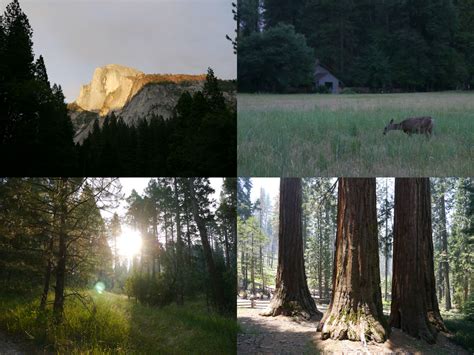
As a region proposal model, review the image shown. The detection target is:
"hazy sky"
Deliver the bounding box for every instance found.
[250,178,280,203]
[0,0,236,101]
[101,177,223,220]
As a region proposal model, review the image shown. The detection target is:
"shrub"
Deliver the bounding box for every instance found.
[463,292,474,321]
[238,24,314,93]
[125,273,175,307]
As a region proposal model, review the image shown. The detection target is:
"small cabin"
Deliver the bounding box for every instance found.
[314,62,342,94]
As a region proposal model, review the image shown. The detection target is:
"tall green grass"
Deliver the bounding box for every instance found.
[0,291,238,354]
[238,92,474,176]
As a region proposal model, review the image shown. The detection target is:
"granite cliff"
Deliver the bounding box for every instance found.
[69,64,207,143]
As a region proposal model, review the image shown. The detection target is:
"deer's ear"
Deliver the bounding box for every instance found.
[389,119,394,123]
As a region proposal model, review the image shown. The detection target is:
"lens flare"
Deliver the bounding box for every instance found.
[94,281,105,294]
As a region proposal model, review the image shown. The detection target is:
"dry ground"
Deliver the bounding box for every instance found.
[237,299,469,354]
[0,331,38,355]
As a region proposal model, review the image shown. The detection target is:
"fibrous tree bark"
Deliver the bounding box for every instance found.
[318,178,388,343]
[262,178,322,320]
[390,178,447,344]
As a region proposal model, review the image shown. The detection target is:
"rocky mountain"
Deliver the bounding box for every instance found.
[68,64,208,143]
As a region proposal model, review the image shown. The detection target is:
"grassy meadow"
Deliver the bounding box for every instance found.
[0,290,238,354]
[238,92,474,176]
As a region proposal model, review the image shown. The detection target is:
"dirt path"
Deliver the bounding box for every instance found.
[237,299,469,354]
[0,331,25,355]
[0,330,39,355]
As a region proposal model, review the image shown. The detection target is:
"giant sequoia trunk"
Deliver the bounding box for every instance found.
[262,178,321,319]
[390,178,447,344]
[318,178,388,343]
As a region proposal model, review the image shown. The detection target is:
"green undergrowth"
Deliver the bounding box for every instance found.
[442,310,474,353]
[0,290,238,354]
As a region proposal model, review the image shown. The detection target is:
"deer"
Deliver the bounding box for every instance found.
[383,116,434,138]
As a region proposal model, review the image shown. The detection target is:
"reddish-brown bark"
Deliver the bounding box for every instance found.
[390,178,447,344]
[318,178,388,343]
[262,178,322,319]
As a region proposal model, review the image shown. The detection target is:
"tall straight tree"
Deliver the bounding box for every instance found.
[390,178,447,344]
[186,178,226,312]
[432,178,452,310]
[318,178,388,342]
[262,178,321,319]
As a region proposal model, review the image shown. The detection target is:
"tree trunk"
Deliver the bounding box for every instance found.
[53,179,68,323]
[390,178,447,344]
[224,229,230,270]
[384,183,389,301]
[187,179,226,312]
[174,178,184,305]
[251,230,255,294]
[260,244,264,293]
[318,209,323,299]
[438,184,452,310]
[262,178,322,320]
[39,236,54,312]
[318,178,388,343]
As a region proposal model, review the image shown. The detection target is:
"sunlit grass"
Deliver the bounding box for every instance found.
[0,290,238,354]
[238,92,474,176]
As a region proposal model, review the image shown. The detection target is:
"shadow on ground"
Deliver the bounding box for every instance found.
[237,299,469,354]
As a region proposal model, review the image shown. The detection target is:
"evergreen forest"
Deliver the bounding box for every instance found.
[238,0,474,92]
[0,177,237,353]
[0,0,236,176]
[237,177,474,353]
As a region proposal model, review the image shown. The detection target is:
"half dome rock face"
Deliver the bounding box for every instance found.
[75,64,144,115]
[69,64,209,143]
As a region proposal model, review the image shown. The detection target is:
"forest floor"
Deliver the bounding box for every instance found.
[0,330,37,354]
[237,299,470,354]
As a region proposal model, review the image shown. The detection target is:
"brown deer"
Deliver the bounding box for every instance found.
[383,116,434,138]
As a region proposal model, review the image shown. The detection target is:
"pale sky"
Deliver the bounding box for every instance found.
[0,0,236,101]
[250,178,280,203]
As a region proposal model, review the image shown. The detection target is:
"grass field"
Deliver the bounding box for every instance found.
[0,290,237,354]
[238,92,474,176]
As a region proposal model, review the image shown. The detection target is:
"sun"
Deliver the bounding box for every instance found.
[117,226,142,259]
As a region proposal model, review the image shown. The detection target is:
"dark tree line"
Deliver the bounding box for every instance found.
[78,69,236,177]
[0,0,76,174]
[0,0,236,176]
[238,0,474,92]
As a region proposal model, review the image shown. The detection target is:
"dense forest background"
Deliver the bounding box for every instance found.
[0,178,236,352]
[238,0,474,92]
[237,177,474,319]
[0,0,236,176]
